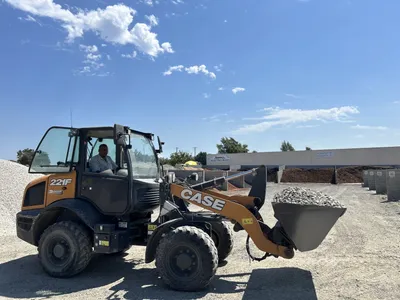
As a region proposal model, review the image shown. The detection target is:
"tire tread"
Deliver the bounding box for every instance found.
[38,221,92,278]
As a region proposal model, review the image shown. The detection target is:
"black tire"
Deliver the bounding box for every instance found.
[209,221,234,262]
[155,225,218,291]
[38,221,92,278]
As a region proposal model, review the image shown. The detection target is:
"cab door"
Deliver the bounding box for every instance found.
[29,127,80,205]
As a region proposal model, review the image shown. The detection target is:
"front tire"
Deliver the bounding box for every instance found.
[155,226,218,291]
[38,221,92,278]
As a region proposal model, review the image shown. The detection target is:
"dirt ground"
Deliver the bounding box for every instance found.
[280,166,395,184]
[1,183,399,300]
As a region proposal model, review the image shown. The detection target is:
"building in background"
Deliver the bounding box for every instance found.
[206,146,400,170]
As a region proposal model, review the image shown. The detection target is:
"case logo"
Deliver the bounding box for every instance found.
[180,189,226,211]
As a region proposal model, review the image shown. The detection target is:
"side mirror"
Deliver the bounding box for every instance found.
[113,124,126,145]
[189,173,199,181]
[156,136,164,153]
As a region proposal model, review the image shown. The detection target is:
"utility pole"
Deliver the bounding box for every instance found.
[176,147,178,153]
[193,147,197,157]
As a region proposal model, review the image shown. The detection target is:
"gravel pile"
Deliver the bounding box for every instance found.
[272,186,345,208]
[0,159,43,236]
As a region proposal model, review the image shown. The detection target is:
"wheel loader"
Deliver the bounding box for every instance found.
[16,124,346,291]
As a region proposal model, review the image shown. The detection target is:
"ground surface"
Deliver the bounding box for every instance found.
[1,183,400,300]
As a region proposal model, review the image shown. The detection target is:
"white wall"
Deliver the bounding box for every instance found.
[206,146,400,167]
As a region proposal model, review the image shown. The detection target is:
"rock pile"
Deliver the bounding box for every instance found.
[272,186,345,208]
[0,159,43,236]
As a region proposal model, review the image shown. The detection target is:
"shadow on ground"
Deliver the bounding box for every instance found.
[0,254,318,300]
[381,199,400,203]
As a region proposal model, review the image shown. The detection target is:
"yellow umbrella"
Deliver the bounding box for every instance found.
[184,160,198,166]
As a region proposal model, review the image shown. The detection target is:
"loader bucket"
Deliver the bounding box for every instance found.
[271,202,346,252]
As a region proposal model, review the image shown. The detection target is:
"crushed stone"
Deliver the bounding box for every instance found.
[0,159,43,236]
[272,186,345,208]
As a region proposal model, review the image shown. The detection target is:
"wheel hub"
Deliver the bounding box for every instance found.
[53,243,66,258]
[176,253,192,270]
[169,247,198,277]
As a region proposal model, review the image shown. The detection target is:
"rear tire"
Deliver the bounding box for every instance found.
[209,221,234,262]
[38,221,92,278]
[155,225,218,291]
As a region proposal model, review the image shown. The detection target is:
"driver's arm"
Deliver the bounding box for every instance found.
[110,157,118,172]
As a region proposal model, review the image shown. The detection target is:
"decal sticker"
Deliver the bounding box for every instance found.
[377,171,382,176]
[148,224,157,231]
[49,178,72,186]
[389,171,395,178]
[242,218,253,225]
[99,240,109,246]
[48,190,63,195]
[180,189,226,211]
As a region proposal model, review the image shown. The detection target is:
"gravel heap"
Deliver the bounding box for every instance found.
[0,159,43,236]
[272,186,345,208]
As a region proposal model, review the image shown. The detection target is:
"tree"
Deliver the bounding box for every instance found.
[217,137,249,153]
[159,156,171,165]
[280,141,295,151]
[35,151,51,166]
[16,148,51,166]
[195,151,207,165]
[17,148,35,165]
[305,146,312,150]
[169,151,194,166]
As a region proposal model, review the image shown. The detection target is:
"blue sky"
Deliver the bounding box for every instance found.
[1,0,400,160]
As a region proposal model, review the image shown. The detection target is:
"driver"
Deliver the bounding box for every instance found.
[89,144,118,173]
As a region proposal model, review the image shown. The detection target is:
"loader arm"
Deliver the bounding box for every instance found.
[169,183,295,259]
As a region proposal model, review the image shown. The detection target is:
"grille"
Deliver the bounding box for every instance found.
[17,215,33,231]
[137,186,160,206]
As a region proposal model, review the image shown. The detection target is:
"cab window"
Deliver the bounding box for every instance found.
[29,127,79,173]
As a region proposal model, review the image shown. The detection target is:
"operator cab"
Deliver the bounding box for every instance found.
[28,124,163,216]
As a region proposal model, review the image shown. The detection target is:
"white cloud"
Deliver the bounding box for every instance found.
[121,51,137,59]
[296,124,320,128]
[146,14,158,27]
[393,100,400,104]
[232,87,245,94]
[202,113,228,122]
[5,1,173,58]
[79,44,98,53]
[163,65,184,75]
[18,14,42,25]
[351,124,388,130]
[203,93,210,99]
[77,44,106,76]
[214,64,223,72]
[163,64,216,79]
[285,93,303,99]
[161,42,174,53]
[140,0,154,6]
[218,87,224,91]
[232,106,359,134]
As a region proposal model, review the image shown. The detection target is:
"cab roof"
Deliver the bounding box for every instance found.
[72,125,154,140]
